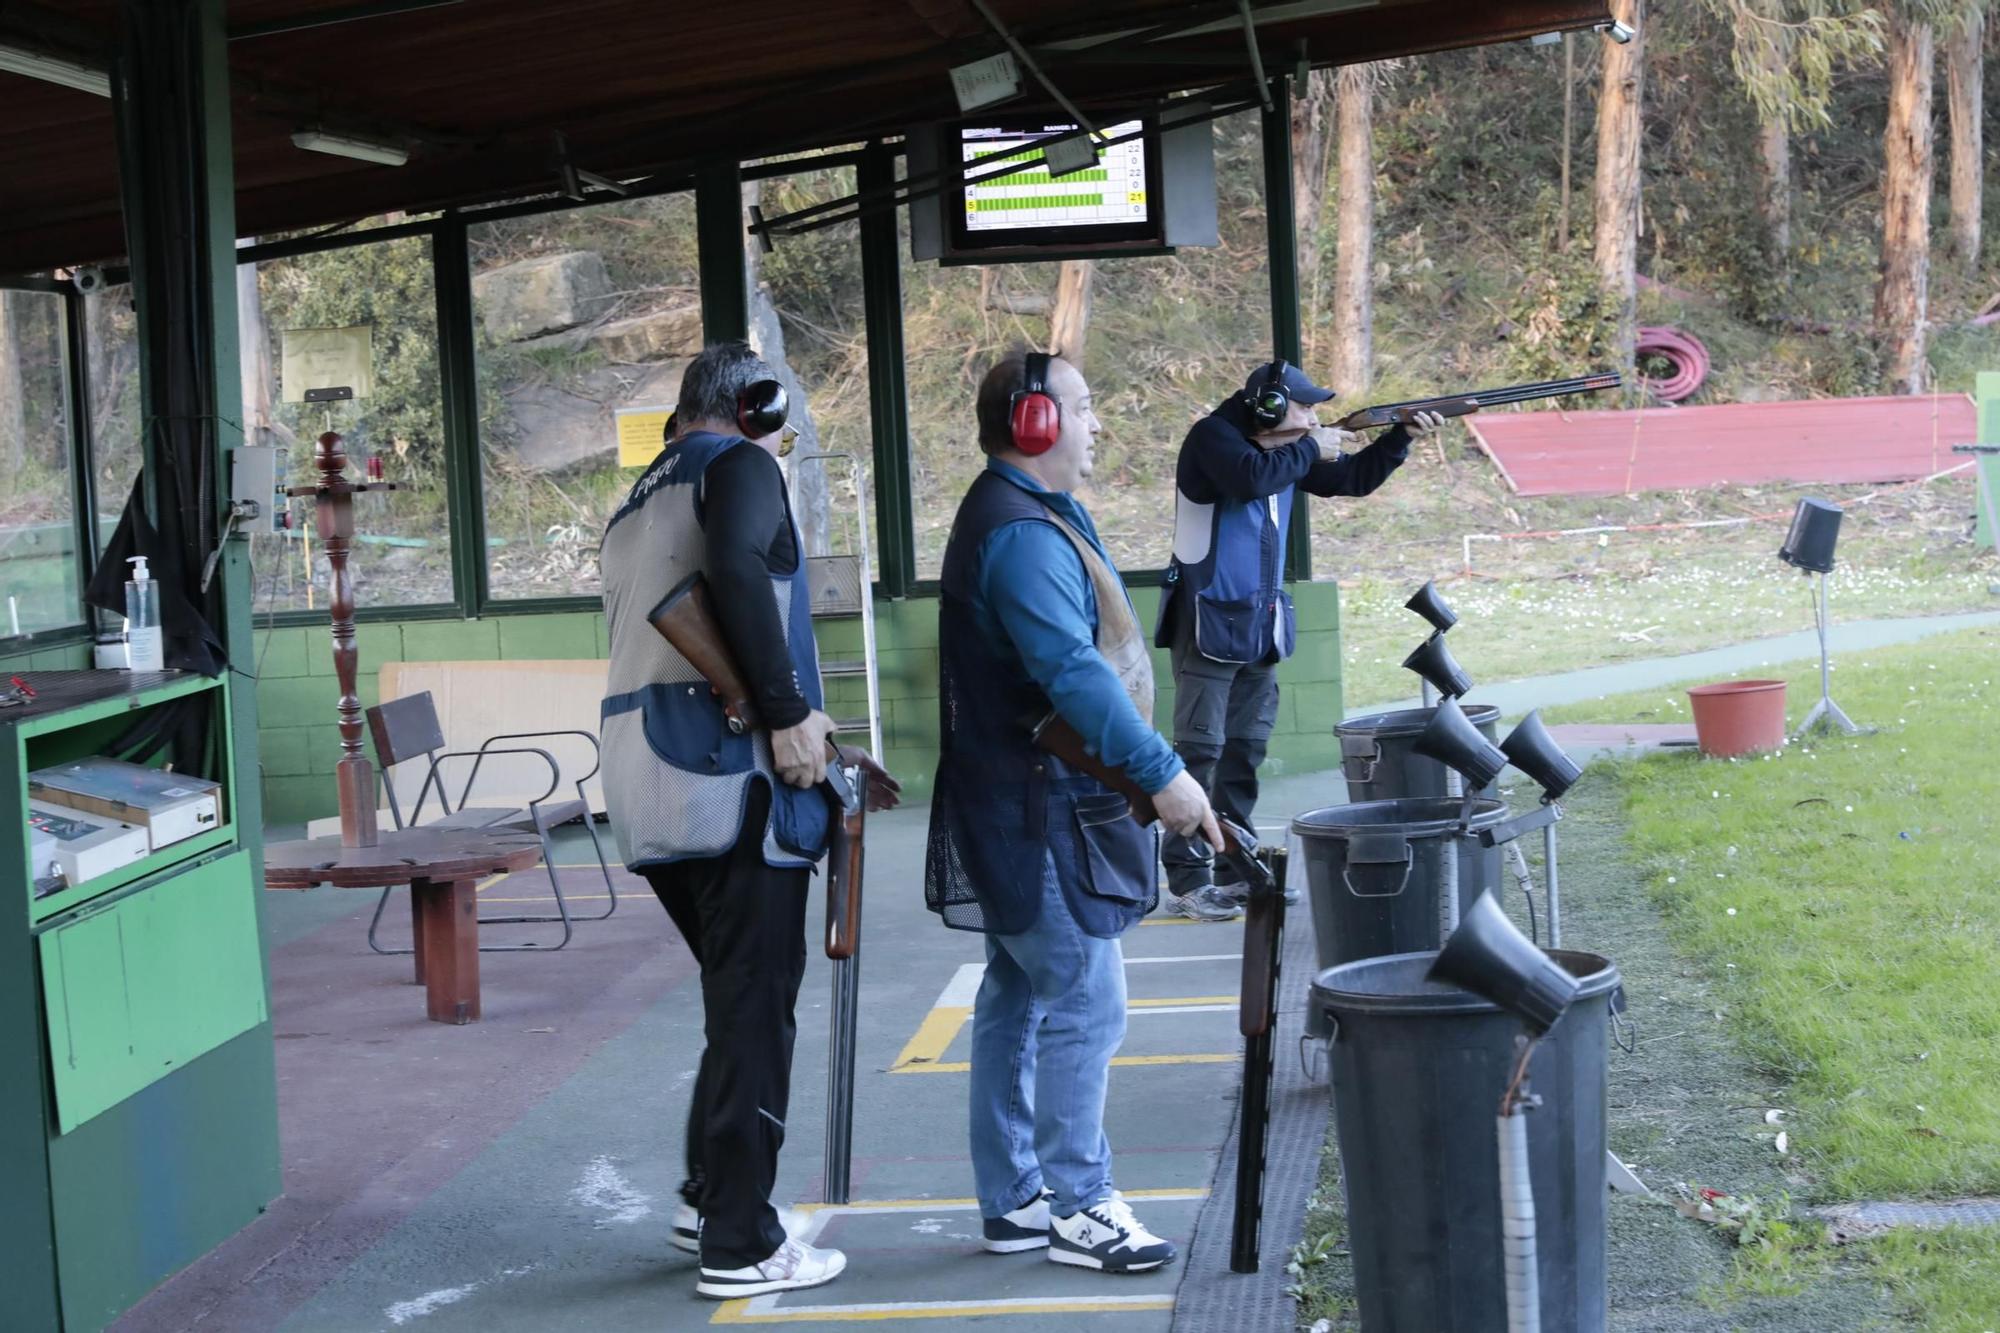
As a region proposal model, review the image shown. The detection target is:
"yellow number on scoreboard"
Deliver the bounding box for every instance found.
[1128,191,1146,205]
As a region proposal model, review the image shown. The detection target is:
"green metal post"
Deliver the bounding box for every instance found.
[434,220,490,614]
[697,161,751,343]
[1976,371,1998,550]
[858,142,915,597]
[1262,79,1312,581]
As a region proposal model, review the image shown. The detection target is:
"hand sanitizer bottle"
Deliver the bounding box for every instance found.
[125,556,164,671]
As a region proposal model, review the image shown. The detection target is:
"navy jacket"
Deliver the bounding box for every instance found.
[1159,396,1411,663]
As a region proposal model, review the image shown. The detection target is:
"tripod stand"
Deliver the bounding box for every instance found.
[1792,570,1868,739]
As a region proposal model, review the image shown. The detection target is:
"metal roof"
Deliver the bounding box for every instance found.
[0,0,1609,271]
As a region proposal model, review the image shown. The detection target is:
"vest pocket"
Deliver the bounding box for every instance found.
[1072,792,1157,906]
[641,684,756,775]
[1193,592,1260,664]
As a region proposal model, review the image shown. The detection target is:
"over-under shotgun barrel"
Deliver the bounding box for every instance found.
[1335,370,1622,430]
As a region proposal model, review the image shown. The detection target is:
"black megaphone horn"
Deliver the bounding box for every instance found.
[1413,695,1508,790]
[1428,889,1580,1034]
[1499,709,1584,803]
[1405,579,1458,635]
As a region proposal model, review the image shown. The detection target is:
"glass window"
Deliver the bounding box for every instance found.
[85,285,142,551]
[752,169,873,572]
[470,195,702,601]
[907,109,1274,579]
[241,234,455,614]
[0,289,82,638]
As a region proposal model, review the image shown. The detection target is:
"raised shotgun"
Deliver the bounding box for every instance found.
[1333,370,1622,431]
[649,571,895,1204]
[1027,709,1287,1273]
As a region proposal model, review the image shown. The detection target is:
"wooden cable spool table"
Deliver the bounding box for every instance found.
[265,827,546,1024]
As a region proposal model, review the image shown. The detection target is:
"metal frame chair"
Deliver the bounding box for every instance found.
[362,691,618,955]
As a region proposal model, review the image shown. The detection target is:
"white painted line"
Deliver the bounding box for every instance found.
[1122,953,1241,965]
[1128,1004,1236,1016]
[936,961,985,1008]
[736,1292,1178,1318]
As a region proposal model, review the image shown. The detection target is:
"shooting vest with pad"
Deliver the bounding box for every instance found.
[598,431,831,870]
[925,466,1159,937]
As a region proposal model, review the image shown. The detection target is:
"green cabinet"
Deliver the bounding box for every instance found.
[39,850,267,1134]
[2,672,280,1332]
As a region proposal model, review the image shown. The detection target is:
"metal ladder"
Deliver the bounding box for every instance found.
[797,454,883,761]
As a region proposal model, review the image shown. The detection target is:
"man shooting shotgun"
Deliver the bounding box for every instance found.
[597,342,897,1301]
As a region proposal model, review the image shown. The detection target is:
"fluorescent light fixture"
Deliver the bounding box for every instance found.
[291,128,409,167]
[0,42,111,97]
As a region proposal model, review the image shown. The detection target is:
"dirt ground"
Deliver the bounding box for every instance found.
[1300,774,1908,1331]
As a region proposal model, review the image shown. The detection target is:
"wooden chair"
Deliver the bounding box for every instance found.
[361,691,618,954]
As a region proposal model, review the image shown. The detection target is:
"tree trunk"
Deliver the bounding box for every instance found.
[1291,67,1335,359]
[1593,0,1645,373]
[1331,63,1377,396]
[741,178,831,556]
[236,240,281,451]
[1758,115,1791,257]
[1559,33,1575,252]
[1944,9,1983,269]
[1875,13,1934,395]
[0,291,24,472]
[1050,260,1095,366]
[1754,36,1791,262]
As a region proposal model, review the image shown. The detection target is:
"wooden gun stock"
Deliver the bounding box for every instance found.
[825,794,865,961]
[649,573,760,733]
[1334,371,1622,431]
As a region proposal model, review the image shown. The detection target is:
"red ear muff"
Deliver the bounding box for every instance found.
[736,378,789,439]
[1009,352,1061,455]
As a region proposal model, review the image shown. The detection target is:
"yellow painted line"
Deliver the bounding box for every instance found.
[893,1053,1236,1075]
[1137,915,1231,928]
[713,1296,1175,1323]
[888,1005,972,1072]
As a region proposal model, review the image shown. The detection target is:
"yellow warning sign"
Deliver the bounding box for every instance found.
[616,406,674,468]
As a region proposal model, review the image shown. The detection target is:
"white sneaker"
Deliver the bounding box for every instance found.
[695,1236,847,1299]
[1048,1195,1177,1273]
[672,1202,811,1255]
[981,1188,1053,1253]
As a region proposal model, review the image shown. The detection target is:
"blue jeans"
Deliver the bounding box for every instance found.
[969,856,1130,1219]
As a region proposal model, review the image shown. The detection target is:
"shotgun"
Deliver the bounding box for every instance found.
[1028,709,1286,1272]
[1333,371,1622,431]
[648,571,897,1205]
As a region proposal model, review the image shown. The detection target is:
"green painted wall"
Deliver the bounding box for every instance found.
[251,584,1345,826]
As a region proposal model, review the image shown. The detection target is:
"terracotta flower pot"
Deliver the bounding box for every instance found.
[1686,680,1788,758]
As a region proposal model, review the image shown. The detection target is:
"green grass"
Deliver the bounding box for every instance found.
[1867,1228,2000,1331]
[1552,626,2000,1203]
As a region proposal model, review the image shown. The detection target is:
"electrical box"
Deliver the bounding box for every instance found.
[231,444,288,531]
[26,802,149,891]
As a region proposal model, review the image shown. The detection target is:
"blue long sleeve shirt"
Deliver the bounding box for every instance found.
[971,460,1184,795]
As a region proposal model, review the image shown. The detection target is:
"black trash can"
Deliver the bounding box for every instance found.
[1292,798,1508,1042]
[1338,704,1503,803]
[1313,950,1620,1333]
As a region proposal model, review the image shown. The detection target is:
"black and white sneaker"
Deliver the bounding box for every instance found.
[1049,1195,1177,1273]
[982,1189,1053,1253]
[672,1202,811,1255]
[695,1237,846,1299]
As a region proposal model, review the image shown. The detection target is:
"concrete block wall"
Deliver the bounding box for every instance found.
[248,582,1344,826]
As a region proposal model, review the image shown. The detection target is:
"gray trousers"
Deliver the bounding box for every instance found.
[1161,608,1280,896]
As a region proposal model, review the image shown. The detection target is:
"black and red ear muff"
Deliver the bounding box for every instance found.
[736,378,789,439]
[1009,352,1061,455]
[1247,359,1292,431]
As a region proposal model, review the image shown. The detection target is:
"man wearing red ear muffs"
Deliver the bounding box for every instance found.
[924,347,1218,1275]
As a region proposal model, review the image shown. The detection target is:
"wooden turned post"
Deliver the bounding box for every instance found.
[315,431,379,848]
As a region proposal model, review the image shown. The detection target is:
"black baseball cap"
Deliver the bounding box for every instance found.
[1243,361,1337,406]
